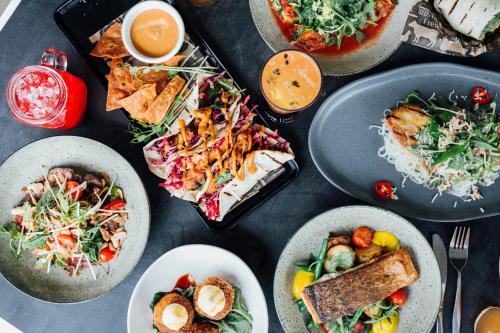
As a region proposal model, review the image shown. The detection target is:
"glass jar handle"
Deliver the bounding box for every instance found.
[40,48,67,71]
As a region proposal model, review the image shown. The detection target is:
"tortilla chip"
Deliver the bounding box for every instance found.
[90,23,130,59]
[143,76,186,125]
[109,58,143,95]
[117,84,157,121]
[136,56,186,94]
[163,55,186,67]
[106,79,128,112]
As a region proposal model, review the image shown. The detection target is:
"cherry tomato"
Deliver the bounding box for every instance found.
[57,234,75,250]
[374,181,398,200]
[472,87,491,105]
[387,288,406,306]
[99,246,115,263]
[66,181,83,200]
[352,227,373,248]
[102,199,126,211]
[351,322,365,333]
[15,215,23,225]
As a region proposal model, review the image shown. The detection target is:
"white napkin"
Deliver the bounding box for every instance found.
[0,317,22,333]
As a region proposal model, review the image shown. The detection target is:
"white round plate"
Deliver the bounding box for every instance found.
[249,0,413,76]
[274,206,440,333]
[0,136,150,303]
[127,244,269,333]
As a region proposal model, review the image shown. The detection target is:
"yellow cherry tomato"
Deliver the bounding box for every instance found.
[372,231,400,252]
[370,312,399,333]
[292,270,314,300]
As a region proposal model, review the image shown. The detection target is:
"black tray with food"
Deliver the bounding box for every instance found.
[54,0,299,231]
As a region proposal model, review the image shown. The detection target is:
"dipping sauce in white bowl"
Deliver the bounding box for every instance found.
[122,1,184,64]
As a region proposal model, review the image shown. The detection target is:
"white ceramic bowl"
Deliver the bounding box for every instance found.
[122,0,185,64]
[127,244,269,333]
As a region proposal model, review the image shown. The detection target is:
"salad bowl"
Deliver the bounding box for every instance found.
[0,136,150,303]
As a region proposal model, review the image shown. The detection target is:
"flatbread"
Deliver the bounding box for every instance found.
[143,75,186,125]
[198,150,294,221]
[117,84,157,121]
[434,0,500,40]
[90,23,130,58]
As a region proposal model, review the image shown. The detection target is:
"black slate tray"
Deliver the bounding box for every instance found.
[54,0,299,231]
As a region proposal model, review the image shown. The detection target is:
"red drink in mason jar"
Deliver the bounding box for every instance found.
[7,49,87,130]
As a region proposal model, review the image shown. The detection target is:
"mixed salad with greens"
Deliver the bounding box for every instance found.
[0,168,128,278]
[270,0,397,51]
[293,228,406,333]
[379,87,500,202]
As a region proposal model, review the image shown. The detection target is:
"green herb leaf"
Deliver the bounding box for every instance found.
[216,173,233,186]
[22,235,49,250]
[150,292,167,310]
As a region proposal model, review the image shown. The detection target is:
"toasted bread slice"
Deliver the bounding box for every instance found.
[301,248,419,324]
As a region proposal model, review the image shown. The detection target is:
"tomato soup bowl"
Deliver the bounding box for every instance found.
[121,0,185,64]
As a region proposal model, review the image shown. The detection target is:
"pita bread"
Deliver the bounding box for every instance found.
[117,84,157,121]
[90,23,130,58]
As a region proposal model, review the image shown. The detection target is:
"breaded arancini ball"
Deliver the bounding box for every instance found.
[153,293,195,333]
[193,277,235,320]
[188,322,218,333]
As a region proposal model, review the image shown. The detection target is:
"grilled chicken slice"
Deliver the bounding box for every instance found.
[384,104,431,147]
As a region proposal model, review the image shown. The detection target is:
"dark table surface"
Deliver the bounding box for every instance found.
[0,1,499,332]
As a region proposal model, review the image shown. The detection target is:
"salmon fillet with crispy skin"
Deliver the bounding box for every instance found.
[301,248,419,324]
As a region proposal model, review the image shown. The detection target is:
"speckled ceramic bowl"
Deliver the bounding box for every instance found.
[0,136,150,303]
[249,0,413,76]
[274,206,440,333]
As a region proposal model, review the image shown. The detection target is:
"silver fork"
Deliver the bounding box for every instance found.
[449,227,470,333]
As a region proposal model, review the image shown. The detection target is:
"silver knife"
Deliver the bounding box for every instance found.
[433,234,448,333]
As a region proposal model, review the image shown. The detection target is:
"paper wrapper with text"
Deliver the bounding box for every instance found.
[401,0,500,57]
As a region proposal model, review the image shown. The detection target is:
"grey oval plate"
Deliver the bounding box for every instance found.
[0,136,150,303]
[249,0,413,76]
[274,206,440,333]
[309,63,500,222]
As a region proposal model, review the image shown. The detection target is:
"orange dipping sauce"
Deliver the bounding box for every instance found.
[476,307,500,333]
[131,9,179,57]
[260,50,322,115]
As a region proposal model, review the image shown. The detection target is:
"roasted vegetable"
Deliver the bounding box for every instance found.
[387,288,406,306]
[352,227,374,248]
[355,243,383,263]
[292,270,314,300]
[364,304,383,318]
[324,245,355,273]
[327,235,351,250]
[372,231,400,252]
[370,311,399,333]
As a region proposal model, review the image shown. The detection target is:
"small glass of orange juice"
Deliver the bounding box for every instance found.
[260,50,322,123]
